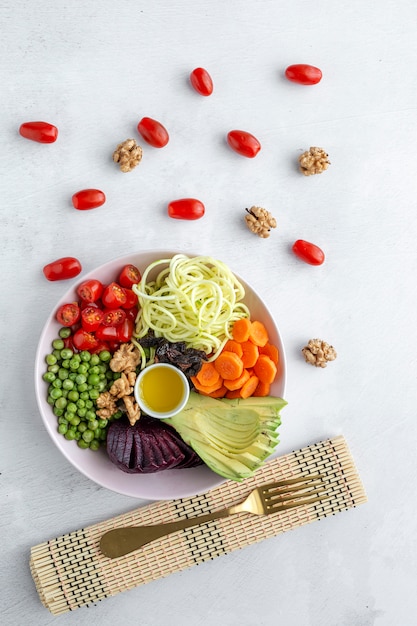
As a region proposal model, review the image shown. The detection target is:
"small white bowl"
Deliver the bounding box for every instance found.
[134,362,190,419]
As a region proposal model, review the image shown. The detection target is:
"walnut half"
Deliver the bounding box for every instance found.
[244,206,277,238]
[113,139,143,172]
[298,147,330,176]
[302,338,337,368]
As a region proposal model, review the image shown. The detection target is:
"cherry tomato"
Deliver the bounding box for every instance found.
[227,130,261,158]
[95,325,119,342]
[190,68,213,96]
[118,264,141,289]
[292,240,325,265]
[91,341,111,355]
[56,302,81,327]
[285,64,322,85]
[124,306,139,322]
[168,198,205,220]
[63,335,74,350]
[72,189,106,210]
[137,117,169,148]
[43,257,82,281]
[121,288,138,309]
[72,328,99,352]
[77,279,103,303]
[19,121,58,143]
[81,305,104,332]
[102,282,127,309]
[117,318,134,342]
[102,308,126,327]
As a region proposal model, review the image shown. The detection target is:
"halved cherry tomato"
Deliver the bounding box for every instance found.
[118,265,141,289]
[292,240,325,265]
[91,341,111,355]
[63,335,74,350]
[284,64,322,85]
[43,257,82,281]
[72,189,106,210]
[117,318,134,342]
[56,302,81,327]
[124,306,139,322]
[95,325,118,342]
[81,305,104,332]
[19,121,58,143]
[121,288,138,309]
[102,308,126,327]
[77,279,103,303]
[137,117,169,148]
[72,328,99,352]
[227,130,261,158]
[190,68,213,96]
[168,198,205,220]
[101,282,127,309]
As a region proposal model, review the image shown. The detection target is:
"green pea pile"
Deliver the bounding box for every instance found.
[43,328,122,450]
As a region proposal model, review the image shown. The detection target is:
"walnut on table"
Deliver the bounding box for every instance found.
[244,206,277,238]
[302,339,337,368]
[112,139,143,172]
[298,147,330,176]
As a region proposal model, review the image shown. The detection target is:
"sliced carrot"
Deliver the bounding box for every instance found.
[207,385,228,398]
[191,375,223,395]
[222,339,243,358]
[225,388,243,399]
[253,380,270,397]
[214,351,244,380]
[259,342,279,365]
[240,341,259,368]
[249,320,269,347]
[223,369,250,391]
[196,362,220,387]
[253,354,277,384]
[240,375,260,399]
[232,318,251,343]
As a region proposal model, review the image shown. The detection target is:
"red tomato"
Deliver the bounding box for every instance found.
[43,257,82,281]
[102,282,127,309]
[124,306,139,322]
[118,264,141,289]
[72,189,106,210]
[137,117,169,148]
[19,121,58,143]
[95,325,118,342]
[190,68,213,96]
[168,198,205,220]
[72,328,99,351]
[56,302,81,327]
[102,308,126,327]
[91,341,111,355]
[77,279,103,303]
[121,288,138,309]
[117,318,134,342]
[63,335,74,350]
[285,64,322,85]
[227,130,261,158]
[81,305,104,332]
[292,240,325,265]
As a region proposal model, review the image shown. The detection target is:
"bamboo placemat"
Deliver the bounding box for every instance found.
[30,435,366,615]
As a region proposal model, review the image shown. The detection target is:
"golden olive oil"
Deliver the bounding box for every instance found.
[140,366,184,413]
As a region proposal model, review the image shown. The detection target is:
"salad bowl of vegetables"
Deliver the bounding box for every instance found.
[35,250,287,500]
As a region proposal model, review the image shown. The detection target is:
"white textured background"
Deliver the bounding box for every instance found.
[1,1,417,625]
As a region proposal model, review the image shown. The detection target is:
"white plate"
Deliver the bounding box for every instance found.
[35,250,287,500]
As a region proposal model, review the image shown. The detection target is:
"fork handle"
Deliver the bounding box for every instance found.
[100,503,245,559]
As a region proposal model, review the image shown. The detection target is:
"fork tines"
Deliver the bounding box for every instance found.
[262,474,329,510]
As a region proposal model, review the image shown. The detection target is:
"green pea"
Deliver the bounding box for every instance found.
[66,402,77,414]
[88,374,100,387]
[68,372,77,381]
[90,439,100,451]
[48,364,60,373]
[53,407,64,417]
[69,415,81,426]
[58,417,68,425]
[77,364,88,375]
[89,365,100,375]
[82,429,94,443]
[61,389,69,398]
[68,390,79,402]
[91,354,100,365]
[55,397,68,410]
[85,400,93,409]
[60,348,73,360]
[61,359,70,369]
[76,398,86,408]
[43,371,56,383]
[86,411,97,423]
[77,407,87,418]
[75,373,86,385]
[77,439,90,449]
[77,422,87,433]
[52,378,63,389]
[97,419,108,428]
[88,419,99,431]
[58,423,68,435]
[62,378,74,390]
[58,368,69,380]
[65,429,76,441]
[46,353,57,366]
[98,381,107,392]
[99,350,111,362]
[50,387,63,400]
[58,327,72,338]
[106,371,114,381]
[79,391,89,401]
[99,430,107,441]
[69,359,80,371]
[52,338,65,350]
[80,351,91,362]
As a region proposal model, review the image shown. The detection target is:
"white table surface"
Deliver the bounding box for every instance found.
[2,1,417,624]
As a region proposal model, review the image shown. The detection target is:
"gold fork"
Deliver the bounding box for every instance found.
[100,475,328,559]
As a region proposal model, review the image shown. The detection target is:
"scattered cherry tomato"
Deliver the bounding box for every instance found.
[56,302,81,327]
[101,282,127,309]
[43,257,82,281]
[102,308,126,327]
[168,198,205,220]
[292,240,325,265]
[121,288,138,309]
[117,317,134,342]
[77,279,103,303]
[284,64,322,85]
[81,305,104,332]
[227,130,261,158]
[118,264,141,289]
[19,121,58,143]
[190,68,213,96]
[72,328,99,352]
[72,189,106,210]
[137,117,169,148]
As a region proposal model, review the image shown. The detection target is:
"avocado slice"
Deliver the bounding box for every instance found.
[163,392,287,481]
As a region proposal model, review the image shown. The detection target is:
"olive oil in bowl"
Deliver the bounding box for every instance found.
[134,363,190,419]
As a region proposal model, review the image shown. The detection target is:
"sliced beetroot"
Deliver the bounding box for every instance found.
[106,416,202,474]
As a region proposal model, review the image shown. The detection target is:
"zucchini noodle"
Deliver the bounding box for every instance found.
[132,254,250,359]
